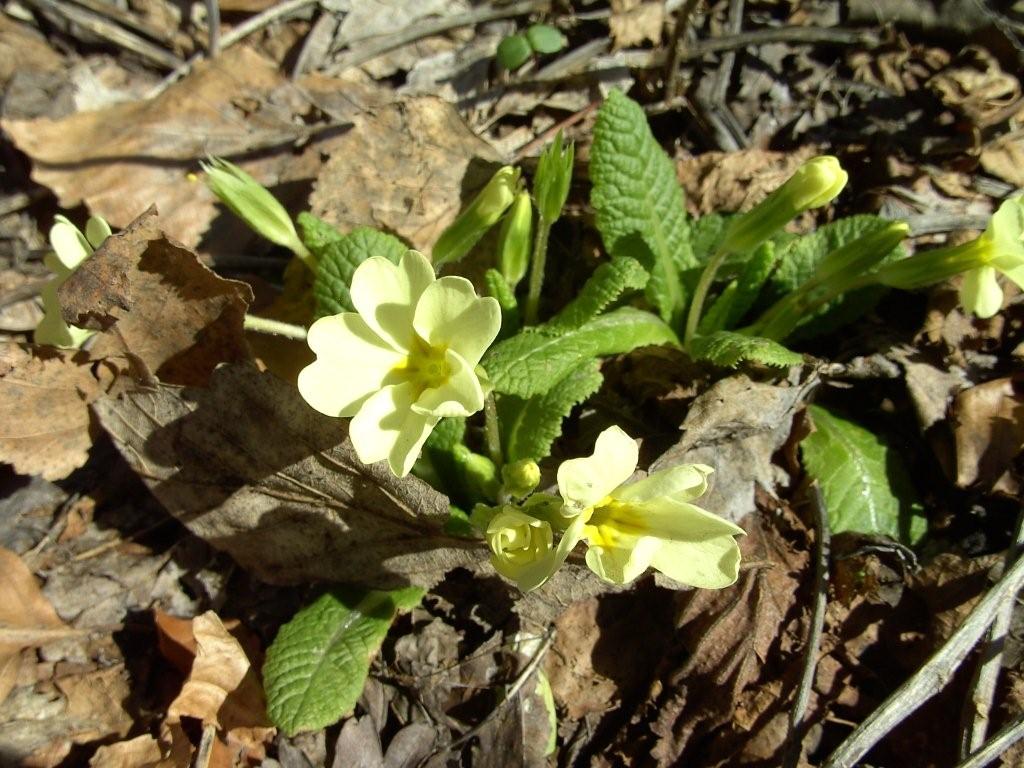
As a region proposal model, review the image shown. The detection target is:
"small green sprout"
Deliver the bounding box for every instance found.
[533,130,574,226]
[298,250,500,477]
[497,24,567,70]
[202,157,313,269]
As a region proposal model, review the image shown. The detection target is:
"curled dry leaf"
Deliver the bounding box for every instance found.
[0,344,102,481]
[309,97,502,253]
[952,376,1024,496]
[0,547,72,704]
[88,735,173,768]
[980,130,1024,188]
[166,611,274,759]
[609,0,664,49]
[93,363,479,588]
[926,46,1021,125]
[59,207,253,387]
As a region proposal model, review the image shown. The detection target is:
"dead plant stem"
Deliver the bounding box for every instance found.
[955,712,1024,768]
[823,549,1024,768]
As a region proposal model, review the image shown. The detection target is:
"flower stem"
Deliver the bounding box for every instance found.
[524,217,552,326]
[483,393,503,471]
[683,247,729,347]
[242,314,308,340]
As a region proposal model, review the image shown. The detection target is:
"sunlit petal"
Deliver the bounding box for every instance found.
[557,425,638,511]
[651,535,741,588]
[351,251,435,352]
[413,277,501,364]
[613,463,714,504]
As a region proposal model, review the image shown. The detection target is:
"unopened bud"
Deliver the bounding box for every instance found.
[533,131,574,224]
[434,166,520,266]
[721,156,848,254]
[502,459,541,499]
[498,191,534,288]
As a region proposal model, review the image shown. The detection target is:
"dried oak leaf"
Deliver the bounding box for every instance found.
[309,96,502,253]
[0,547,73,705]
[0,46,348,255]
[952,376,1024,496]
[93,363,479,587]
[88,735,174,768]
[59,207,253,387]
[927,46,1021,125]
[980,130,1024,188]
[609,0,664,49]
[645,507,810,765]
[166,611,274,760]
[0,344,102,481]
[648,373,819,522]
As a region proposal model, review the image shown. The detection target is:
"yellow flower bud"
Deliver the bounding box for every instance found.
[502,458,541,499]
[721,156,848,254]
[433,166,520,266]
[498,191,533,288]
[485,508,557,591]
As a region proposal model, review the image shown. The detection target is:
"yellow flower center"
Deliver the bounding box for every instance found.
[398,334,451,396]
[582,497,645,549]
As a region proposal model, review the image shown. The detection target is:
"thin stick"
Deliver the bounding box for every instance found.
[243,315,308,340]
[710,0,744,105]
[511,101,598,162]
[960,506,1024,756]
[442,626,555,753]
[327,0,550,74]
[148,0,320,97]
[784,482,831,768]
[66,0,172,44]
[205,0,221,57]
[663,0,699,100]
[905,212,991,237]
[955,713,1024,768]
[0,279,47,310]
[822,551,1024,768]
[21,0,183,70]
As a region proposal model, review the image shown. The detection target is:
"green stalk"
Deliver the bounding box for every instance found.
[683,247,729,347]
[243,315,308,340]
[483,393,503,471]
[524,216,553,326]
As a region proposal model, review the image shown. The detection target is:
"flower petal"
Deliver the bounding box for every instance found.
[411,349,484,418]
[351,250,435,352]
[613,463,714,504]
[960,267,1003,319]
[650,535,741,588]
[557,425,639,511]
[49,219,91,270]
[584,534,661,584]
[349,382,438,477]
[84,216,111,249]
[413,277,501,365]
[611,497,745,542]
[298,314,404,417]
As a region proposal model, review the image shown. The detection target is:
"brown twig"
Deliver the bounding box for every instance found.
[510,100,599,162]
[21,0,183,70]
[205,0,221,57]
[784,482,831,768]
[327,0,551,74]
[960,506,1024,757]
[663,0,700,100]
[822,550,1024,768]
[65,0,172,44]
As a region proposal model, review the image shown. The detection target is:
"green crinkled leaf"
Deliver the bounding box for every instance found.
[545,257,648,333]
[765,215,901,340]
[312,227,408,318]
[689,330,802,368]
[483,307,678,397]
[591,90,694,326]
[263,586,424,736]
[499,359,604,462]
[297,212,345,257]
[801,405,927,545]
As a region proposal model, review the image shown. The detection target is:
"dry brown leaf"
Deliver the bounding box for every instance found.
[952,377,1024,495]
[0,345,102,481]
[648,373,818,523]
[927,46,1021,125]
[848,42,949,97]
[309,97,502,253]
[980,130,1024,187]
[676,146,819,216]
[88,734,175,768]
[1,46,350,255]
[55,665,134,744]
[59,207,253,387]
[93,363,480,587]
[0,14,63,87]
[0,548,69,704]
[609,0,664,49]
[167,612,274,760]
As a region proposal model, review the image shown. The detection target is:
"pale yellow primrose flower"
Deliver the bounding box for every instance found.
[35,215,111,348]
[959,197,1024,318]
[556,426,744,587]
[298,249,501,477]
